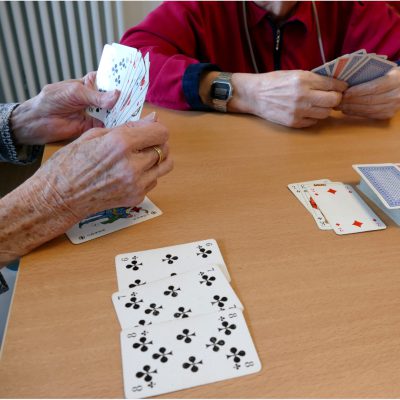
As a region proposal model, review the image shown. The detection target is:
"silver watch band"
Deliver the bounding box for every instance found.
[211,72,233,112]
[213,99,229,112]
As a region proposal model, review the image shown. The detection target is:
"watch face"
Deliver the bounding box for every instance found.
[211,82,230,101]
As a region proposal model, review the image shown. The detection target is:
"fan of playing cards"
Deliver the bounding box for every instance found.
[87,43,150,128]
[288,180,387,235]
[312,49,397,86]
[111,239,261,398]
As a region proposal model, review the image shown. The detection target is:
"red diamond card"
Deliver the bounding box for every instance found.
[306,183,386,235]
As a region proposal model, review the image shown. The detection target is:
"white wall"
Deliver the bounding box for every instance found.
[121,1,162,35]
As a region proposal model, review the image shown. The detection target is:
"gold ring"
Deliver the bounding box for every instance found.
[152,146,163,165]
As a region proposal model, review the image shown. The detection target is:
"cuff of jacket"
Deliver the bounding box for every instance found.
[182,63,221,111]
[396,60,400,66]
[0,103,43,165]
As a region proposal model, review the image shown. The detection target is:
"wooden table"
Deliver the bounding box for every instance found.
[2,107,400,398]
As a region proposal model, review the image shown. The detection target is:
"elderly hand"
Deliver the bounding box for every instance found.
[33,116,173,223]
[228,70,348,128]
[0,114,173,263]
[337,67,400,119]
[10,71,119,145]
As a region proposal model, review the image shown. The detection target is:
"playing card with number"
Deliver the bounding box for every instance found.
[120,309,261,398]
[112,265,242,330]
[307,182,386,235]
[288,179,331,230]
[116,53,150,127]
[86,43,150,128]
[65,197,162,244]
[115,239,230,291]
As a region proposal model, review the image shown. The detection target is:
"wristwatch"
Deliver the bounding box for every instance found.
[210,72,233,112]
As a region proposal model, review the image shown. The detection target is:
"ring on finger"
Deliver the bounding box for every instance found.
[152,146,164,165]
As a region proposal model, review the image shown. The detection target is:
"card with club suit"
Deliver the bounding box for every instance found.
[120,309,261,398]
[115,239,230,291]
[112,265,242,330]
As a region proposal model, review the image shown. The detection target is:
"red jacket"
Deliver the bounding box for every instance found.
[121,1,400,111]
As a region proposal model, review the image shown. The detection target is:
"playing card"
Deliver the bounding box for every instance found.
[312,64,329,77]
[357,179,400,225]
[311,50,396,88]
[345,55,396,86]
[112,265,242,330]
[116,53,150,126]
[87,43,149,128]
[115,239,230,291]
[65,197,162,244]
[105,47,139,127]
[353,164,400,209]
[332,55,350,79]
[307,183,386,235]
[300,184,332,230]
[288,179,332,230]
[120,309,261,398]
[86,44,118,122]
[340,54,366,80]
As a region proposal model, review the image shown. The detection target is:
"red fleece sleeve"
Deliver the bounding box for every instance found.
[121,2,206,110]
[341,2,400,61]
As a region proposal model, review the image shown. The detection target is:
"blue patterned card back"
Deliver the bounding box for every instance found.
[357,165,400,208]
[347,58,394,86]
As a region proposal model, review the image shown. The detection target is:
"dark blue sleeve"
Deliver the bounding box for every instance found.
[396,60,400,66]
[182,63,221,111]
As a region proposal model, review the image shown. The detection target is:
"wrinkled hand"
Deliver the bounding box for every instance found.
[11,71,119,145]
[229,70,348,128]
[33,115,173,223]
[337,67,400,119]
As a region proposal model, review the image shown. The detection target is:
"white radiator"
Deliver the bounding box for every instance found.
[0,1,125,103]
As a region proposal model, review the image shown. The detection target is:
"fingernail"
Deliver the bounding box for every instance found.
[143,111,157,122]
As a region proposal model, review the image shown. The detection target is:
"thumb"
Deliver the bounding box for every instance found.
[312,74,348,92]
[126,112,158,128]
[85,87,120,109]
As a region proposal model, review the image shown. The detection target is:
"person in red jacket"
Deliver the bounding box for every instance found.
[121,1,400,128]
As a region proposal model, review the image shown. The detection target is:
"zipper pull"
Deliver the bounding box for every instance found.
[275,28,281,51]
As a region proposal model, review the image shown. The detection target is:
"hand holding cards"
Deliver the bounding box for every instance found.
[312,49,397,86]
[65,43,169,244]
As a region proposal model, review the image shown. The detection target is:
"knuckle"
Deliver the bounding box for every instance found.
[163,158,174,174]
[155,122,170,141]
[286,114,301,127]
[41,83,53,96]
[69,82,82,93]
[331,92,342,106]
[108,131,131,155]
[123,167,140,189]
[291,75,305,90]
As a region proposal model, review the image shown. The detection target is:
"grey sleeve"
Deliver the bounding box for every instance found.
[0,103,43,165]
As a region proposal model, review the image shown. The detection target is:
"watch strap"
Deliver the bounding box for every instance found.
[211,72,233,112]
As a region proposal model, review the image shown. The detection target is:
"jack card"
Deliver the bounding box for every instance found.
[66,197,162,244]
